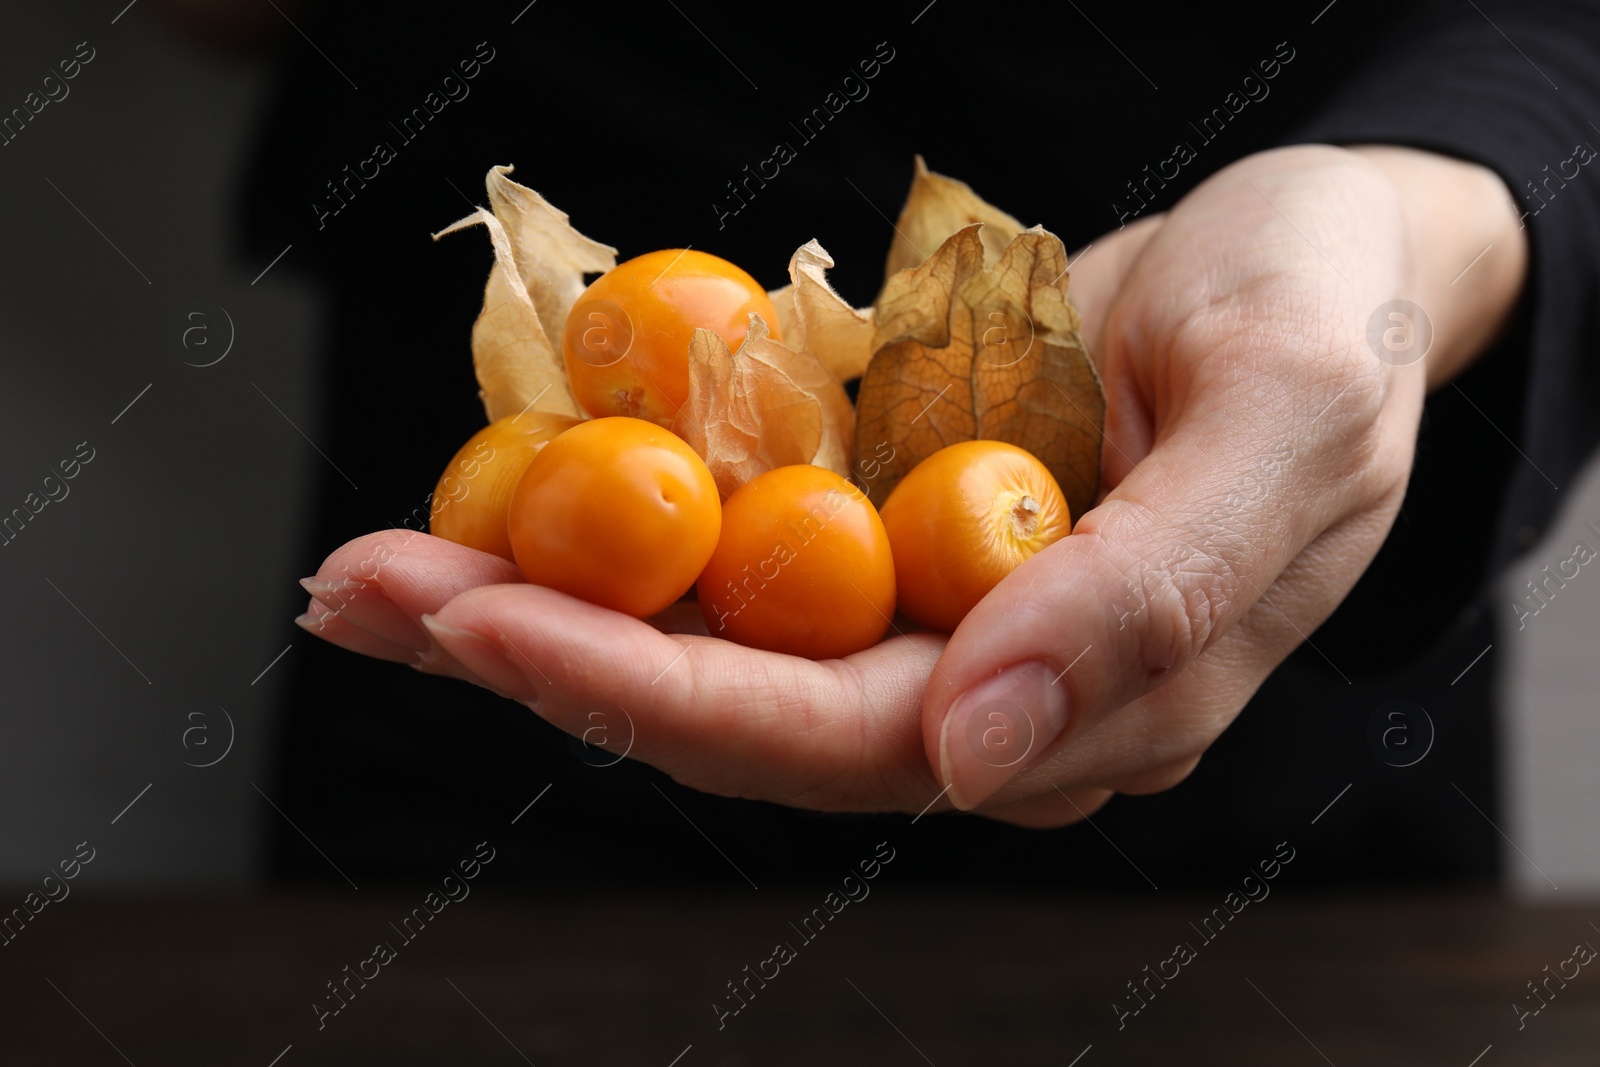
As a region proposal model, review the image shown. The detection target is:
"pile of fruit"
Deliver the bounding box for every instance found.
[426,162,1104,660]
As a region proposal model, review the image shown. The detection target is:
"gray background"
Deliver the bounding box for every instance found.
[0,3,318,886]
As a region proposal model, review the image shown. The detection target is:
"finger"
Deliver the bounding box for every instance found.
[296,589,512,697]
[427,582,952,813]
[294,599,419,664]
[1001,493,1401,803]
[299,530,523,664]
[975,783,1113,830]
[1099,755,1202,797]
[644,596,713,636]
[919,480,1283,809]
[922,359,1406,810]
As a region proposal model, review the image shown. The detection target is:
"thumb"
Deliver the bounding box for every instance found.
[919,410,1357,811]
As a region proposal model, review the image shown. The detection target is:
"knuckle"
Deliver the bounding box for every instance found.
[1109,523,1242,676]
[1144,559,1229,671]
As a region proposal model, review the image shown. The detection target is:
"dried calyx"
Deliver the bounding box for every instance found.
[435,158,1104,509]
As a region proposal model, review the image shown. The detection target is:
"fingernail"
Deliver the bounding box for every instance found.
[938,661,1069,811]
[293,609,327,634]
[294,598,342,635]
[301,577,429,653]
[419,614,535,698]
[300,576,364,596]
[299,577,364,621]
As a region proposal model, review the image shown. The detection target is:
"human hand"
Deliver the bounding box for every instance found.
[300,144,1524,826]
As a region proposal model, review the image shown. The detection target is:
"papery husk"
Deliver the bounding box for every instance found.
[676,316,855,500]
[434,165,616,421]
[854,224,1104,519]
[884,155,1027,278]
[765,240,875,383]
[427,160,1099,521]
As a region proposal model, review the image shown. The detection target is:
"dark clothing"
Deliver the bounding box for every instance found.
[243,0,1600,887]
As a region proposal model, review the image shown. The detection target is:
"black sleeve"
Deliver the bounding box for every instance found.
[1282,0,1600,566]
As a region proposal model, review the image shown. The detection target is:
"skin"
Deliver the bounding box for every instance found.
[302,144,1528,827]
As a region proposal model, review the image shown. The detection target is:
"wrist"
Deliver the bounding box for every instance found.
[1346,145,1529,389]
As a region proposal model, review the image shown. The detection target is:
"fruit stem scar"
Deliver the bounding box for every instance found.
[1008,493,1041,539]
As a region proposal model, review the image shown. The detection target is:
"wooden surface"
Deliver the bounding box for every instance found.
[6,890,1598,1065]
